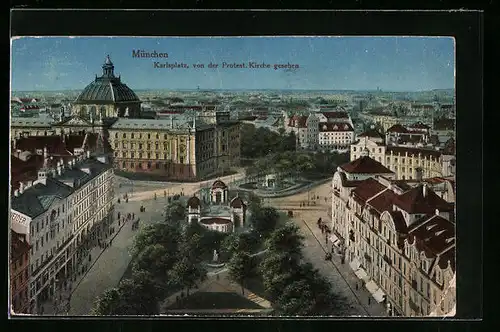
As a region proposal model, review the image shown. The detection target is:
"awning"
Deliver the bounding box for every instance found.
[365,280,379,294]
[354,268,370,282]
[329,234,339,243]
[349,258,361,271]
[329,234,342,247]
[373,288,386,303]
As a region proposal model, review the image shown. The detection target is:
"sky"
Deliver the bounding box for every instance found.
[11,36,455,92]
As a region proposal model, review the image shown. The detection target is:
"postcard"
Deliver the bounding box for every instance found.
[9,35,456,318]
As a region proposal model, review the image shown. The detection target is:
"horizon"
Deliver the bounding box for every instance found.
[11,36,455,92]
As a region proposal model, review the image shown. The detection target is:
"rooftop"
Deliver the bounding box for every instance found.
[340,156,393,175]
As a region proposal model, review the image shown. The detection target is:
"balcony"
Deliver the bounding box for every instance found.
[383,254,392,265]
[409,298,420,312]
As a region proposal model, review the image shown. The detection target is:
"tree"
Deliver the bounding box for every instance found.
[131,222,181,256]
[164,201,186,224]
[250,206,280,236]
[247,193,262,215]
[179,232,205,264]
[227,251,256,295]
[92,271,161,315]
[265,223,304,257]
[221,231,259,258]
[91,287,122,316]
[168,256,207,296]
[274,279,316,316]
[132,244,177,286]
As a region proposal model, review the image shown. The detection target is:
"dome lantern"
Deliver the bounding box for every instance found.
[102,55,115,78]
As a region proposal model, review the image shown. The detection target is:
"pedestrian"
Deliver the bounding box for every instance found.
[355,283,359,290]
[368,297,371,305]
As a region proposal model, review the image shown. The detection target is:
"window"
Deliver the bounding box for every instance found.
[122,133,126,138]
[131,133,134,139]
[148,134,151,139]
[115,133,118,138]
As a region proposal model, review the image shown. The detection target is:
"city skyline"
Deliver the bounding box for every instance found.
[11,36,455,92]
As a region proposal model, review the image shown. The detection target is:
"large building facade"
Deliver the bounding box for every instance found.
[331,155,456,316]
[10,151,114,314]
[108,118,241,181]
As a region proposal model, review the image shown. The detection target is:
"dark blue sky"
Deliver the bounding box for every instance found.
[11,36,455,92]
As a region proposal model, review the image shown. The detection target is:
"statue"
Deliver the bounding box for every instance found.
[124,107,130,117]
[213,249,219,263]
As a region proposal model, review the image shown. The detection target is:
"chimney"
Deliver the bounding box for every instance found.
[12,138,16,150]
[19,182,25,194]
[57,162,62,176]
[170,116,174,128]
[423,183,428,198]
[14,189,20,197]
[86,150,91,158]
[435,209,440,216]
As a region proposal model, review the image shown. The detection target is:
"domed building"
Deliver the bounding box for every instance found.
[72,55,141,119]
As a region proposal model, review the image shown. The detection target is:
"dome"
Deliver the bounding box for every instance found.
[212,179,227,189]
[187,195,201,209]
[75,56,140,104]
[230,196,246,208]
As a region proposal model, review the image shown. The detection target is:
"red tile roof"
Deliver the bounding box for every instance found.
[187,195,201,209]
[408,122,430,130]
[367,189,397,214]
[386,146,441,159]
[321,111,350,119]
[394,185,453,214]
[358,129,385,140]
[351,178,386,203]
[407,214,455,259]
[340,156,393,174]
[388,210,407,234]
[433,118,455,131]
[230,196,246,208]
[288,115,308,128]
[318,122,354,132]
[386,124,408,133]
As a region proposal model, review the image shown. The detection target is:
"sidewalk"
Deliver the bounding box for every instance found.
[301,216,387,317]
[39,211,136,315]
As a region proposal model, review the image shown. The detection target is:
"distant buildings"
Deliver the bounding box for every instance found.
[283,110,355,152]
[351,122,455,179]
[10,55,242,182]
[331,155,456,316]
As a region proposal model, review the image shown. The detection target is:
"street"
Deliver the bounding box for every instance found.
[268,182,387,317]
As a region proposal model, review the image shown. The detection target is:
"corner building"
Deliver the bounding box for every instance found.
[331,154,456,316]
[108,118,240,181]
[10,151,114,314]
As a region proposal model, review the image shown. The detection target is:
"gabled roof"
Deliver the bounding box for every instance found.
[351,178,386,203]
[386,124,408,133]
[394,185,453,214]
[407,214,455,260]
[358,129,385,140]
[340,156,393,174]
[367,189,397,214]
[320,111,349,119]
